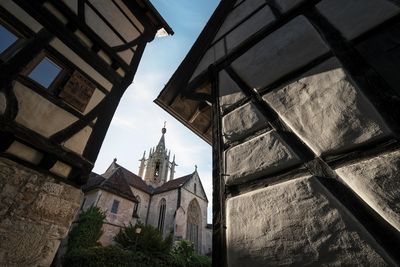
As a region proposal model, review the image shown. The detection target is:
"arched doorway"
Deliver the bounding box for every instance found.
[187,199,201,252]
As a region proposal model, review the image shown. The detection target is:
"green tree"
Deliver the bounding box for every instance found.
[66,206,106,252]
[114,223,173,257]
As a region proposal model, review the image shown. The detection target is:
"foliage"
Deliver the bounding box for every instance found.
[63,246,170,267]
[66,206,106,253]
[170,240,211,267]
[114,223,173,257]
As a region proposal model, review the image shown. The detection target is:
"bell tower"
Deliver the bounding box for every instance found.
[140,123,177,187]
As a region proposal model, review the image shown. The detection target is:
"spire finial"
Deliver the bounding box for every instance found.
[113,158,117,163]
[162,121,167,134]
[195,165,197,171]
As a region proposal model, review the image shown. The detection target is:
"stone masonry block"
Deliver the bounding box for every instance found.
[226,176,395,266]
[214,0,266,41]
[225,130,301,185]
[263,58,392,155]
[317,0,400,40]
[226,6,275,51]
[219,70,245,111]
[275,0,307,13]
[222,102,268,142]
[336,149,400,232]
[232,16,329,90]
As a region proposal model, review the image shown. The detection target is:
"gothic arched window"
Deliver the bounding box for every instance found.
[187,199,201,252]
[157,198,166,233]
[154,161,160,178]
[132,195,141,217]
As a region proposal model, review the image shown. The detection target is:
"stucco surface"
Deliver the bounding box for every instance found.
[226,176,395,266]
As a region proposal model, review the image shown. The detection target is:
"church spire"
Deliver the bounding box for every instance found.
[156,121,167,150]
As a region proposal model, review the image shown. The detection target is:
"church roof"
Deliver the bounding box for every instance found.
[154,173,193,194]
[82,169,139,203]
[115,165,154,194]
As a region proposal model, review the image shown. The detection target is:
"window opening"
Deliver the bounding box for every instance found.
[111,199,120,214]
[0,24,18,54]
[28,57,62,88]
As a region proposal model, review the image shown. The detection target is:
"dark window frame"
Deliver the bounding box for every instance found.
[0,19,25,62]
[111,199,120,214]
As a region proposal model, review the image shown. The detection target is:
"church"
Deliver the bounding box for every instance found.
[81,125,212,255]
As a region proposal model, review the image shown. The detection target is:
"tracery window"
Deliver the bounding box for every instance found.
[187,199,201,252]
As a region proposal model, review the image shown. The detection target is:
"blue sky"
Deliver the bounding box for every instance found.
[93,1,219,223]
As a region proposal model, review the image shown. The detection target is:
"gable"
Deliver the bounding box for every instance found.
[183,172,208,202]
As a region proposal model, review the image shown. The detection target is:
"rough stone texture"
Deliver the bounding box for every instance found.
[263,58,392,155]
[0,157,82,266]
[232,16,329,90]
[336,150,400,232]
[225,130,301,185]
[275,0,306,13]
[226,6,275,51]
[222,102,267,142]
[219,70,245,111]
[0,92,6,114]
[226,176,395,266]
[316,0,400,40]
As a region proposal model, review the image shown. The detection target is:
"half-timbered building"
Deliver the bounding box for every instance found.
[0,0,171,265]
[156,0,400,266]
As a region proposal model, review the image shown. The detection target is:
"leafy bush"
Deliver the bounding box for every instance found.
[63,246,170,267]
[67,206,106,252]
[170,240,211,267]
[114,223,172,257]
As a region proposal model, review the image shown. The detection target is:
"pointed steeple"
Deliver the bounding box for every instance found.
[156,121,167,151]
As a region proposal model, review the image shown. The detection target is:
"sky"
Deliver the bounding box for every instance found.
[93,1,219,223]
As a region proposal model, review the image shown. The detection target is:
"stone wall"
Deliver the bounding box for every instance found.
[211,0,400,265]
[147,190,178,237]
[0,157,82,266]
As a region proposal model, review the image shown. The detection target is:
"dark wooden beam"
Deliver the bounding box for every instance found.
[0,118,93,176]
[82,31,152,162]
[77,0,85,22]
[13,0,122,85]
[210,65,227,267]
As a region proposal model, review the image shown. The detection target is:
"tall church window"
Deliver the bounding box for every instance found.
[157,198,166,233]
[111,199,120,214]
[187,199,201,252]
[132,195,140,217]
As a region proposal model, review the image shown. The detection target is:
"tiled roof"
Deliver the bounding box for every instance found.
[109,162,153,194]
[154,173,193,194]
[82,169,138,203]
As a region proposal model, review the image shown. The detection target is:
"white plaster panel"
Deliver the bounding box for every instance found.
[231,16,329,90]
[226,6,275,52]
[1,0,42,32]
[222,103,267,142]
[336,150,400,232]
[263,58,392,155]
[214,0,266,41]
[317,0,400,40]
[84,89,105,114]
[117,49,134,65]
[219,70,245,111]
[6,141,43,164]
[226,176,395,266]
[50,161,71,178]
[275,0,307,13]
[114,0,144,33]
[14,82,78,137]
[62,126,92,155]
[89,0,140,43]
[85,4,124,47]
[225,130,301,185]
[50,38,113,91]
[0,92,6,114]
